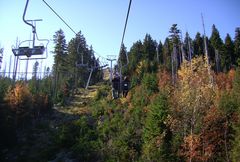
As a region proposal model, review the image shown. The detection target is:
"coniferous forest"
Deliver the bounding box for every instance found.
[1,24,240,162]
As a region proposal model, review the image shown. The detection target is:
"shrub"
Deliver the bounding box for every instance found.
[5,82,33,126]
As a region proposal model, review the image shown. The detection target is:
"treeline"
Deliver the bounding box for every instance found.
[120,24,240,79]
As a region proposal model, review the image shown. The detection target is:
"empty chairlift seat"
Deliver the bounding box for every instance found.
[12,46,45,57]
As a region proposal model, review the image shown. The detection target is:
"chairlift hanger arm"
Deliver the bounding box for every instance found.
[23,0,36,32]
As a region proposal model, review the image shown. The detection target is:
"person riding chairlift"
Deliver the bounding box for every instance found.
[112,74,120,99]
[122,76,130,97]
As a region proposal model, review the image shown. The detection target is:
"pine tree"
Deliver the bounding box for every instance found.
[184,32,193,61]
[142,34,157,61]
[67,32,88,87]
[32,61,39,80]
[162,38,172,70]
[234,27,240,65]
[210,24,224,72]
[169,24,180,46]
[157,41,163,64]
[169,24,181,84]
[142,94,172,161]
[193,32,204,57]
[52,29,68,101]
[223,34,234,70]
[128,40,143,74]
[210,25,223,50]
[118,43,128,66]
[29,61,39,94]
[118,44,128,76]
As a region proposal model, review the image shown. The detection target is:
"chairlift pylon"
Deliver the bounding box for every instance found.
[12,0,49,60]
[84,58,108,89]
[74,40,108,89]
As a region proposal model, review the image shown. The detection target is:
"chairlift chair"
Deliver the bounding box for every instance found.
[12,0,49,60]
[12,45,45,57]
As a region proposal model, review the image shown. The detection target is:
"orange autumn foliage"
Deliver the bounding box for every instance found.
[157,68,171,90]
[215,69,235,91]
[180,134,201,162]
[5,83,32,115]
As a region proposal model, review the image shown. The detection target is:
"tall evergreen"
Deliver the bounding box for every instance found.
[67,32,88,87]
[169,24,180,46]
[142,94,173,161]
[193,32,204,57]
[162,38,172,71]
[169,24,181,65]
[234,27,240,65]
[32,61,39,80]
[169,24,181,84]
[53,29,68,74]
[157,41,163,64]
[128,40,143,74]
[223,34,234,70]
[184,32,193,61]
[210,25,223,50]
[118,43,128,76]
[142,34,157,61]
[210,24,224,72]
[52,29,68,101]
[118,44,128,66]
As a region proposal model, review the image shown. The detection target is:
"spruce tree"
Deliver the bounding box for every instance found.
[142,94,172,161]
[118,44,128,66]
[169,24,180,46]
[118,43,128,75]
[128,40,143,74]
[184,32,193,61]
[52,29,68,101]
[162,38,172,70]
[193,32,204,57]
[224,34,234,70]
[32,61,39,80]
[234,27,240,66]
[210,24,224,72]
[142,34,157,61]
[157,41,163,64]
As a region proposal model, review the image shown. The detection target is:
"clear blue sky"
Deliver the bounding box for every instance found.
[0,0,239,75]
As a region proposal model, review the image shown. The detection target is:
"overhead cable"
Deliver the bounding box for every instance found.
[42,0,77,35]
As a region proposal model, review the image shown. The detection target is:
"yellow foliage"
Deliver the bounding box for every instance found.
[136,60,148,76]
[171,57,216,134]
